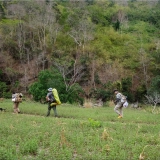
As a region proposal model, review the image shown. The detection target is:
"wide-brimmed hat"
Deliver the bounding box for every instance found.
[48,88,52,92]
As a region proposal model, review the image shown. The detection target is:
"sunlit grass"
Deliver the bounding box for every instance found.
[0,99,160,160]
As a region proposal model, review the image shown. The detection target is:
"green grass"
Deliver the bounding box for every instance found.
[0,99,160,160]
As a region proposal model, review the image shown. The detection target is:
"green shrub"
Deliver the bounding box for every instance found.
[148,75,160,94]
[0,82,7,98]
[29,70,54,101]
[2,92,12,99]
[29,69,84,104]
[88,118,102,128]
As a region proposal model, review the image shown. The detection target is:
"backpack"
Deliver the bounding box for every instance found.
[12,93,23,102]
[50,88,61,106]
[116,93,127,103]
[121,94,127,103]
[120,94,128,107]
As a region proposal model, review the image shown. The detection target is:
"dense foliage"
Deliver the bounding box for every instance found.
[0,0,160,103]
[29,69,84,104]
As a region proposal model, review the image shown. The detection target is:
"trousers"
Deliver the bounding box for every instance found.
[46,103,58,117]
[13,102,20,113]
[114,102,123,116]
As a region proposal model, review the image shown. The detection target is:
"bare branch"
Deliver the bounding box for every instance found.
[54,60,84,92]
[145,92,160,113]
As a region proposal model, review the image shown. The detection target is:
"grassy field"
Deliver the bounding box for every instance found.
[0,99,160,160]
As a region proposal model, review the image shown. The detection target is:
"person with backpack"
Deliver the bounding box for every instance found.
[113,89,127,118]
[46,88,58,117]
[12,91,23,114]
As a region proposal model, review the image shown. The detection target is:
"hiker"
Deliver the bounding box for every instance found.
[46,88,59,117]
[12,92,23,114]
[113,89,127,118]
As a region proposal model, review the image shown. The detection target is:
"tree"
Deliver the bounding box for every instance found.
[0,0,160,102]
[148,75,160,94]
[29,1,60,70]
[145,92,160,113]
[29,69,84,104]
[29,70,54,101]
[139,48,150,90]
[54,59,84,93]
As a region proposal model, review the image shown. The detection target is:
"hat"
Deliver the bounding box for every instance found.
[113,89,118,93]
[48,88,52,92]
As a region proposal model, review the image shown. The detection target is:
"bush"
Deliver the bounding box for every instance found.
[29,69,84,104]
[29,70,55,101]
[88,118,102,128]
[3,92,12,99]
[148,75,160,94]
[0,82,7,98]
[91,89,111,102]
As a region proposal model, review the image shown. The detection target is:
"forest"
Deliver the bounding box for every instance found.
[0,0,160,104]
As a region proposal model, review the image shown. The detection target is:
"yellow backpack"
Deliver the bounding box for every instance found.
[50,88,61,106]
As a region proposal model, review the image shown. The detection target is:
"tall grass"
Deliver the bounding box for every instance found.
[0,99,160,160]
